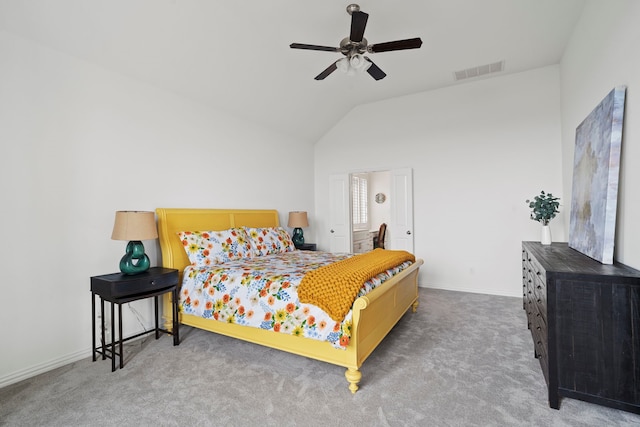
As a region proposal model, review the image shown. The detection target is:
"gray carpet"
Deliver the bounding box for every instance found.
[2,288,639,426]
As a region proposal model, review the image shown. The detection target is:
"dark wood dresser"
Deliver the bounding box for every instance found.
[522,241,640,414]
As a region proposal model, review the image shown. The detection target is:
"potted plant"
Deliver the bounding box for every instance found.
[526,191,560,245]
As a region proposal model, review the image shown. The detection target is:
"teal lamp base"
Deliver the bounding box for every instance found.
[119,240,150,275]
[292,227,305,247]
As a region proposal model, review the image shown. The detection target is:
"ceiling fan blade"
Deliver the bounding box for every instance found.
[350,11,369,43]
[314,61,339,80]
[365,58,386,80]
[368,37,423,53]
[290,43,340,52]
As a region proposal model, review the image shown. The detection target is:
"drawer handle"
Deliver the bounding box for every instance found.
[536,326,541,331]
[151,280,155,285]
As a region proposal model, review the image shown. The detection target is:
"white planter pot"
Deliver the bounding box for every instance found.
[541,225,552,245]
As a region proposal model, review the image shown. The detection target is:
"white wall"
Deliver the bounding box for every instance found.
[315,66,565,297]
[560,0,640,269]
[0,30,314,386]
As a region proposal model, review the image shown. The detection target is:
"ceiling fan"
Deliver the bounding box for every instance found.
[290,4,422,81]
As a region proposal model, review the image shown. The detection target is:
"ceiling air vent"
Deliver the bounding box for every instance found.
[453,60,504,81]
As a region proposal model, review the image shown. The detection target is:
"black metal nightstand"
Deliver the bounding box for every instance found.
[90,267,180,371]
[296,243,317,251]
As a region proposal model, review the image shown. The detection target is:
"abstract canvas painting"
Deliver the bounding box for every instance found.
[569,86,626,264]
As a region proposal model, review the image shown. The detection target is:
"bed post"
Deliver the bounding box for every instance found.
[156,208,179,331]
[343,259,423,393]
[345,368,362,394]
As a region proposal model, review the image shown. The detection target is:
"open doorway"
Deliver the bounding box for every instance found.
[329,168,413,254]
[351,171,391,253]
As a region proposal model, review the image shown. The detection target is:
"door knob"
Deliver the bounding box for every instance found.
[406,230,411,235]
[330,229,335,233]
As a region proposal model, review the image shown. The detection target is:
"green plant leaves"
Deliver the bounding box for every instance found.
[526,190,560,225]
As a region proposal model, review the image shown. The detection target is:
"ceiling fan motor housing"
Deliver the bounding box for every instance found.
[340,37,367,57]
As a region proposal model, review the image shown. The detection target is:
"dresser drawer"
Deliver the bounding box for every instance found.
[525,297,537,330]
[533,289,547,323]
[531,311,547,354]
[532,312,549,383]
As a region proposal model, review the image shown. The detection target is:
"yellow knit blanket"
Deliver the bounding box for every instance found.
[298,248,416,322]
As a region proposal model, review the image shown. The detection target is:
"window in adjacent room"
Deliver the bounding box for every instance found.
[352,174,368,230]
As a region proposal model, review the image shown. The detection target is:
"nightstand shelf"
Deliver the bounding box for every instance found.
[91,267,180,371]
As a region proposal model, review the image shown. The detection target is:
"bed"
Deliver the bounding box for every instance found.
[156,208,424,393]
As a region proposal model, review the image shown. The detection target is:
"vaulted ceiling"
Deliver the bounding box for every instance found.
[0,0,586,142]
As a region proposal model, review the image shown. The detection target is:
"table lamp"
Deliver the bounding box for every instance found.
[111,211,158,275]
[288,211,309,247]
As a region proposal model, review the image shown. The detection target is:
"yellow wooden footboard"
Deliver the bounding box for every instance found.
[155,208,423,393]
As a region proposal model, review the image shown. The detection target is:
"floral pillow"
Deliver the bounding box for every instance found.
[177,228,255,267]
[243,226,296,256]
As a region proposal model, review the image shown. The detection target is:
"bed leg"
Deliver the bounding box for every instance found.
[411,298,419,313]
[345,368,362,394]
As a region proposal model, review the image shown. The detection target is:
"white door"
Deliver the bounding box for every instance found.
[328,173,351,253]
[389,168,414,252]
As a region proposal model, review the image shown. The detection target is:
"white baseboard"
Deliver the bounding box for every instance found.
[0,325,153,389]
[418,283,521,298]
[0,348,90,389]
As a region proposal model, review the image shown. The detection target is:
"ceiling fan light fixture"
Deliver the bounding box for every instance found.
[349,54,365,69]
[336,57,350,73]
[336,54,371,76]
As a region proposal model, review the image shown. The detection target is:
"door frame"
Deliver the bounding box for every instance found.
[328,168,414,253]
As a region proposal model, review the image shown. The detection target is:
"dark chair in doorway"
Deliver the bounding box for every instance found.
[373,223,387,249]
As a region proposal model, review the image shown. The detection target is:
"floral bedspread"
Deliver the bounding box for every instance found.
[180,250,412,348]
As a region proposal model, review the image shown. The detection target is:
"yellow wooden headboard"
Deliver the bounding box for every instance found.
[155,208,280,272]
